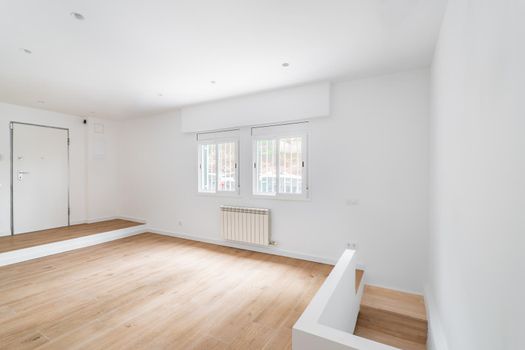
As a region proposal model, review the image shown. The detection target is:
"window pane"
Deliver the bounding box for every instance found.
[218,142,236,192]
[279,137,303,194]
[255,139,277,195]
[199,143,216,192]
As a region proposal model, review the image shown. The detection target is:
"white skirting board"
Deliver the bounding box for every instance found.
[425,287,449,350]
[71,216,147,225]
[0,224,147,267]
[149,228,337,265]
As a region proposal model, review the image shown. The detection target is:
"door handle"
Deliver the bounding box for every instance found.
[17,170,29,181]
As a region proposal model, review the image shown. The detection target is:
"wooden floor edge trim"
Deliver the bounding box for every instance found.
[0,225,147,267]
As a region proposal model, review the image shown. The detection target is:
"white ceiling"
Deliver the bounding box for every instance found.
[0,0,446,119]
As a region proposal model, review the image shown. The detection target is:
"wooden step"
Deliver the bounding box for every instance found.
[354,325,426,350]
[355,285,428,347]
[355,269,364,293]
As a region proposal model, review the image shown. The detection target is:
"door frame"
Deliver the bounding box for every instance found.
[10,121,71,236]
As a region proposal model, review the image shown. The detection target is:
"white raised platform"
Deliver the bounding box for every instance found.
[0,223,147,267]
[293,249,400,350]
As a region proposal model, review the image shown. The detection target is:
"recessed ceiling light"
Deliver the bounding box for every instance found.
[282,62,290,67]
[70,12,85,20]
[210,80,216,84]
[157,93,163,97]
[20,48,32,54]
[37,100,45,104]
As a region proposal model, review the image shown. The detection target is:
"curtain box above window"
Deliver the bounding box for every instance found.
[181,82,330,133]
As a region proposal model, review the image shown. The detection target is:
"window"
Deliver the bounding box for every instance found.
[196,125,308,198]
[199,143,217,193]
[217,142,237,191]
[198,138,238,194]
[253,134,307,198]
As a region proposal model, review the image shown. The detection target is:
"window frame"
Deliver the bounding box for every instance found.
[197,137,240,196]
[252,132,309,200]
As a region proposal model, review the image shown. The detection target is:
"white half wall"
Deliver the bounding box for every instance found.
[118,69,430,293]
[428,0,525,349]
[293,249,395,350]
[85,117,120,222]
[180,82,330,132]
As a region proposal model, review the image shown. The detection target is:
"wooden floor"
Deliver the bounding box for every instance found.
[0,219,142,253]
[0,233,331,350]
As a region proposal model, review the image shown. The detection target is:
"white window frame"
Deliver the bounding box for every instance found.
[252,132,308,200]
[197,137,239,196]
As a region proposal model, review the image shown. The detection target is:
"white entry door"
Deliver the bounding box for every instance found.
[12,123,69,234]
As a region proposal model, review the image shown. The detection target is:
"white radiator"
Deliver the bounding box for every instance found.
[220,206,270,246]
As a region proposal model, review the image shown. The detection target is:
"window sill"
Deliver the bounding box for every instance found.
[196,192,240,199]
[251,194,310,202]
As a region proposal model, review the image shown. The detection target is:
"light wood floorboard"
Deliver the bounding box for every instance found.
[360,285,427,322]
[0,219,142,253]
[0,233,331,350]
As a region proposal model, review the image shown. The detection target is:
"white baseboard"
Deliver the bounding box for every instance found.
[73,216,147,225]
[116,215,147,224]
[0,224,147,267]
[85,216,119,224]
[149,228,337,265]
[425,286,449,350]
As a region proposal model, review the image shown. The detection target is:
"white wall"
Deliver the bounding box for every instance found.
[0,103,121,235]
[118,69,430,293]
[85,117,120,222]
[428,0,525,349]
[0,103,87,235]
